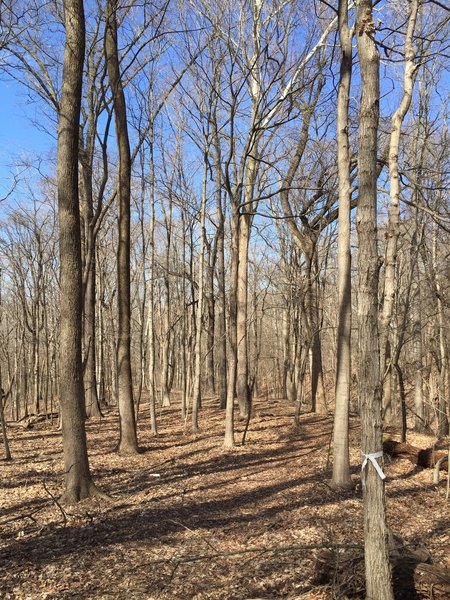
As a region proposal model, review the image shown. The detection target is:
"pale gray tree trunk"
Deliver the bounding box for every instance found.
[235,0,262,421]
[380,0,419,421]
[331,0,353,490]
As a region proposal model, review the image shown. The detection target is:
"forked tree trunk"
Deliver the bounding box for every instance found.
[356,0,393,597]
[105,0,138,454]
[57,0,98,502]
[331,0,353,490]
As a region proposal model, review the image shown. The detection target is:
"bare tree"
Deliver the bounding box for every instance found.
[331,0,354,491]
[57,0,99,502]
[380,0,420,421]
[355,0,393,596]
[105,0,138,454]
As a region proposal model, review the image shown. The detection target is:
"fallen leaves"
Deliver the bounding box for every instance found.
[1,398,448,599]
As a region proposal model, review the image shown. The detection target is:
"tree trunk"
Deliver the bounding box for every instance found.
[205,260,216,395]
[160,273,171,408]
[105,0,138,454]
[146,132,158,435]
[412,274,425,431]
[160,195,173,409]
[57,0,98,502]
[81,172,101,418]
[305,250,327,414]
[224,211,239,449]
[212,130,227,410]
[356,1,393,597]
[236,214,251,420]
[0,384,12,460]
[191,156,208,432]
[331,0,353,490]
[380,0,419,422]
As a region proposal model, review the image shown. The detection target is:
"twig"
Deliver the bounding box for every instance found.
[0,504,46,526]
[142,542,362,566]
[42,480,68,527]
[166,518,219,554]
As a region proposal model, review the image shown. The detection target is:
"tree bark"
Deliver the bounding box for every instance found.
[191,155,208,432]
[105,0,138,454]
[212,119,227,409]
[236,213,252,420]
[81,166,101,418]
[224,210,239,449]
[57,0,98,502]
[146,131,158,435]
[355,0,393,597]
[331,0,353,490]
[380,0,419,421]
[0,386,12,461]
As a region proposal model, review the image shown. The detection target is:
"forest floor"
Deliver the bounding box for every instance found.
[1,396,449,599]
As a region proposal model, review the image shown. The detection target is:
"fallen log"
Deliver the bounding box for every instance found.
[383,439,448,471]
[8,412,59,429]
[413,563,450,598]
[312,539,450,599]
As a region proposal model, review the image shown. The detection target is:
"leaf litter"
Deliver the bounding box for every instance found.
[1,397,449,599]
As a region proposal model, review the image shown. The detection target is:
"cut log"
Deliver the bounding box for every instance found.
[383,440,448,471]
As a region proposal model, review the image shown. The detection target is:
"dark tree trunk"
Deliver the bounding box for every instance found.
[105,0,138,454]
[81,166,101,418]
[57,0,98,502]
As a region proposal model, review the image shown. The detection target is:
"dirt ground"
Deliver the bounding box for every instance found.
[1,397,449,599]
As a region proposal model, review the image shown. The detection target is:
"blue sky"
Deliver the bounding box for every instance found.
[0,80,54,201]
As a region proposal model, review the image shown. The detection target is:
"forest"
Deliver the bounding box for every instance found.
[0,0,449,598]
